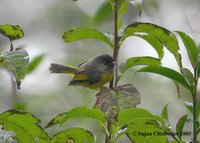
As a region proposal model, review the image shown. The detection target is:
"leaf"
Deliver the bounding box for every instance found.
[176,31,198,68]
[119,56,161,73]
[116,84,140,111]
[96,87,118,123]
[27,55,44,74]
[137,66,191,92]
[51,128,95,143]
[176,115,188,141]
[2,49,29,89]
[45,113,66,128]
[120,22,181,67]
[63,28,113,48]
[93,1,112,24]
[174,81,181,98]
[0,24,24,41]
[128,0,143,16]
[46,106,107,128]
[134,34,164,59]
[118,0,129,30]
[181,68,194,86]
[161,104,169,121]
[96,84,140,122]
[0,110,51,143]
[184,102,193,115]
[126,119,168,143]
[117,108,166,128]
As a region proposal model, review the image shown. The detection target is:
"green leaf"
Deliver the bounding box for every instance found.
[116,84,140,111]
[176,31,198,68]
[2,49,29,89]
[118,1,129,30]
[184,102,193,115]
[126,119,168,143]
[51,128,95,143]
[134,34,164,59]
[93,1,112,24]
[63,28,113,48]
[161,104,169,121]
[137,66,191,92]
[117,108,166,128]
[46,106,107,128]
[176,115,188,141]
[45,113,66,128]
[0,24,24,41]
[181,68,194,86]
[109,0,114,10]
[119,56,161,73]
[120,22,181,67]
[128,0,143,16]
[0,110,50,143]
[27,55,44,74]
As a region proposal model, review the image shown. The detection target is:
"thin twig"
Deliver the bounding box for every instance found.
[192,67,198,143]
[110,0,119,89]
[106,0,119,143]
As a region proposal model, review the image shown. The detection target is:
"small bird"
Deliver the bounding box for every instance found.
[50,54,115,89]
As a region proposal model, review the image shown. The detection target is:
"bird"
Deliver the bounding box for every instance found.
[49,54,115,89]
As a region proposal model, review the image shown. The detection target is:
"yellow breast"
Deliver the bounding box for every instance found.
[87,73,114,89]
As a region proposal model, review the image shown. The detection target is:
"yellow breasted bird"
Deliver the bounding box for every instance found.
[49,54,115,89]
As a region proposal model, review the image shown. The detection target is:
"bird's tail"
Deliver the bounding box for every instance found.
[49,63,78,75]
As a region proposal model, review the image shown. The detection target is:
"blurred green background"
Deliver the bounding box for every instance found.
[0,0,200,142]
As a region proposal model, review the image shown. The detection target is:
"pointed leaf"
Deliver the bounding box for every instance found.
[45,113,66,128]
[119,56,161,73]
[2,49,29,89]
[27,55,44,74]
[0,24,24,41]
[118,1,129,30]
[120,22,181,67]
[128,0,143,16]
[117,108,167,128]
[63,28,113,48]
[0,110,50,143]
[46,106,107,128]
[93,1,112,24]
[134,34,164,58]
[161,104,169,121]
[176,115,188,141]
[51,128,95,143]
[181,68,194,86]
[184,102,193,115]
[176,31,198,68]
[137,66,191,92]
